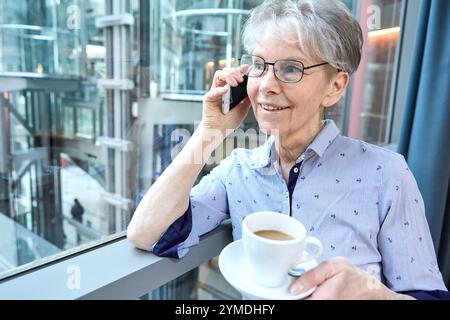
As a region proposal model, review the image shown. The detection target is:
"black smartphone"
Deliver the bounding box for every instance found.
[221,75,248,114]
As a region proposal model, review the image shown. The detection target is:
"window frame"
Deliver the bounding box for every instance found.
[0,223,232,299]
[388,0,422,148]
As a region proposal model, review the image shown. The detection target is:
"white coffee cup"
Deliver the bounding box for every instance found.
[242,211,323,288]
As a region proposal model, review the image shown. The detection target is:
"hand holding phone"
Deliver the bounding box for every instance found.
[221,75,248,114]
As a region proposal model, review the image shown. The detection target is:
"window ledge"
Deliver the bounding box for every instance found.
[0,223,232,300]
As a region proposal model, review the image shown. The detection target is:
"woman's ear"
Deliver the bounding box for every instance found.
[322,71,350,108]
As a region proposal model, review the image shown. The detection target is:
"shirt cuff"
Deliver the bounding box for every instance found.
[401,290,450,300]
[151,201,193,259]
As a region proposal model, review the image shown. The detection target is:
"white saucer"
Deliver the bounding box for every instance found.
[218,239,318,300]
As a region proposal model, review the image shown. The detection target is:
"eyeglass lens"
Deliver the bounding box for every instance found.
[239,55,304,83]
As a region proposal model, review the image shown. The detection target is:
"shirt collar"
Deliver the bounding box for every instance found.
[307,119,340,158]
[250,135,275,170]
[250,119,340,170]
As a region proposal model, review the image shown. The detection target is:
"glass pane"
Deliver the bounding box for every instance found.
[140,256,241,300]
[76,108,94,138]
[0,0,83,76]
[0,0,106,279]
[0,0,295,296]
[63,106,75,137]
[61,155,107,247]
[137,0,265,300]
[159,1,250,98]
[344,0,405,145]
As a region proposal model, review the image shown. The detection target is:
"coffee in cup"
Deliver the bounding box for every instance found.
[253,229,296,241]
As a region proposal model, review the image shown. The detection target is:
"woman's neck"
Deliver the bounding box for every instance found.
[275,120,324,166]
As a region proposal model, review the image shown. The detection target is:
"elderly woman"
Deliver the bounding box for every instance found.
[127,0,448,299]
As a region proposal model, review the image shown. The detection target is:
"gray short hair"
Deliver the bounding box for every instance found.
[242,0,363,75]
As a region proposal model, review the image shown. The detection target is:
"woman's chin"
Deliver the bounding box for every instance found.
[257,123,283,136]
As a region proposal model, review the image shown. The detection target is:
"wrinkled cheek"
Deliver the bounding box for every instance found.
[248,91,260,118]
[246,80,259,103]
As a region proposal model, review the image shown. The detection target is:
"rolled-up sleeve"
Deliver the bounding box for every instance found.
[377,154,448,292]
[152,160,230,258]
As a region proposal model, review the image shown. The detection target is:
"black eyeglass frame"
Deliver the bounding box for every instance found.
[239,54,342,83]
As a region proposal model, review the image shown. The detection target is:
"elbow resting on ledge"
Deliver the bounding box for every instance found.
[126,199,190,251]
[126,224,156,251]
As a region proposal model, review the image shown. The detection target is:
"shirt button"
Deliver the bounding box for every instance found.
[293,167,299,174]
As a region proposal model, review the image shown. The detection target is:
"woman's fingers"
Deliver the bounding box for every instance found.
[203,86,229,104]
[290,258,349,295]
[240,64,250,76]
[213,67,246,89]
[228,97,251,118]
[233,97,251,111]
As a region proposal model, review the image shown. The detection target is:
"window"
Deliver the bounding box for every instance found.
[0,0,106,279]
[342,0,405,146]
[62,106,75,137]
[76,107,95,139]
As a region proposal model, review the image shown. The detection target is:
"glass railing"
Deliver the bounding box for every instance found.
[0,24,81,77]
[0,222,234,300]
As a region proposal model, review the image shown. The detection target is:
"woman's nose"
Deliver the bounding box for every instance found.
[258,65,282,95]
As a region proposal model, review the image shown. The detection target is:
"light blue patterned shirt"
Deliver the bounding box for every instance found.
[151,120,447,293]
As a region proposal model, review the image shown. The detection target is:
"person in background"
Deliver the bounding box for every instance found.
[71,198,84,245]
[71,198,84,223]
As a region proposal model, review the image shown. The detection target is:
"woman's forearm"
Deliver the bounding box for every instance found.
[127,65,249,250]
[127,124,224,250]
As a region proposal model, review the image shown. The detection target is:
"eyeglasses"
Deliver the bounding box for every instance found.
[239,54,331,83]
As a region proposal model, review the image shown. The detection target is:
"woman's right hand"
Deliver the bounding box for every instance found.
[200,65,251,136]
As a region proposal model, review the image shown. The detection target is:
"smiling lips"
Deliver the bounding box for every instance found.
[259,103,290,112]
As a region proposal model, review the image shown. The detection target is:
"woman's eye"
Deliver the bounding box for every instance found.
[284,65,302,73]
[254,62,264,70]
